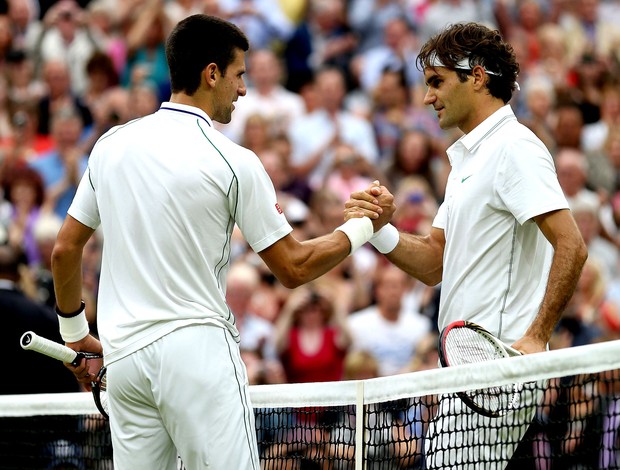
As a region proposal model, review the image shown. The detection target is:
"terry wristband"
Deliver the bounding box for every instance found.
[334,217,374,254]
[370,223,399,254]
[56,301,89,342]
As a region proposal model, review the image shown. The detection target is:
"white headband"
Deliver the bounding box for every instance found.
[428,54,520,90]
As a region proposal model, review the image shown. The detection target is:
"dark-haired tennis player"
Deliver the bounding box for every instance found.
[51,14,394,470]
[346,22,587,469]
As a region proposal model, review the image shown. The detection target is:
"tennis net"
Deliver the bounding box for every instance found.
[1,339,619,469]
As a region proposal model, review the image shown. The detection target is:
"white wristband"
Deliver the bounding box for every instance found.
[58,311,89,342]
[369,223,399,254]
[334,217,374,254]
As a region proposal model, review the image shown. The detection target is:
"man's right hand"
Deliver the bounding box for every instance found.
[65,334,103,388]
[345,181,396,232]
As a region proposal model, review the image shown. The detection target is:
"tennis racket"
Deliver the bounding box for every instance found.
[20,331,109,419]
[438,320,523,418]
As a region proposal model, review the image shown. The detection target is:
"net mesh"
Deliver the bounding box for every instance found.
[1,340,619,470]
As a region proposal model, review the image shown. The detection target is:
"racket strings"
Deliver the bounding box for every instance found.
[445,328,519,415]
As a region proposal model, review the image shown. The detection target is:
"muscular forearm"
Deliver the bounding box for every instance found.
[51,244,85,313]
[266,232,351,288]
[524,240,587,346]
[385,232,444,286]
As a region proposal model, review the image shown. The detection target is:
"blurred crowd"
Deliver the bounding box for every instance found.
[1,0,620,394]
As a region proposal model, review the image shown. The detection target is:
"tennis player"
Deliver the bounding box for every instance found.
[50,15,394,470]
[345,22,588,469]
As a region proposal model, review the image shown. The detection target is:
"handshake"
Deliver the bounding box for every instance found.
[343,180,400,255]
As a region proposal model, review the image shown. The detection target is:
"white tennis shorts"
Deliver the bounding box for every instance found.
[107,324,260,470]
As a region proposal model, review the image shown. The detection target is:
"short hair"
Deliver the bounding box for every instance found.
[165,15,249,96]
[416,22,520,103]
[2,165,45,207]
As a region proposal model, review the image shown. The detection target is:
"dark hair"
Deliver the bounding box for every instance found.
[165,15,249,95]
[86,51,119,87]
[416,22,519,103]
[2,165,45,207]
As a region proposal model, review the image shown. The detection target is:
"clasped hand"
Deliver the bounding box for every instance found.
[344,180,396,232]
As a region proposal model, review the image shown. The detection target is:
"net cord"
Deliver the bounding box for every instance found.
[3,340,619,417]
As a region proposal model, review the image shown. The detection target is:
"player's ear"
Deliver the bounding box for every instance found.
[471,65,487,90]
[205,64,218,85]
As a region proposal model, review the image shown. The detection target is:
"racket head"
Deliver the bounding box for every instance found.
[439,320,523,418]
[91,366,109,420]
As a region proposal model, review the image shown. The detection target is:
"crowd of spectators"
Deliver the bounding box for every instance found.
[1,0,620,394]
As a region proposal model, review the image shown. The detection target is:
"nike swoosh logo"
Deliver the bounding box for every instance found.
[461,175,473,183]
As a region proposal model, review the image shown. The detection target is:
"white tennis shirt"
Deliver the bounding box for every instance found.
[433,105,569,344]
[68,102,292,364]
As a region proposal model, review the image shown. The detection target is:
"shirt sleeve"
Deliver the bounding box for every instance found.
[233,149,293,253]
[496,136,569,225]
[67,166,101,229]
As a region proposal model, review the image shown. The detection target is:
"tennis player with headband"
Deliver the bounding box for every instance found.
[50,14,394,470]
[345,22,587,469]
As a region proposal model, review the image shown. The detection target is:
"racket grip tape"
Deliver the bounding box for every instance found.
[20,331,81,366]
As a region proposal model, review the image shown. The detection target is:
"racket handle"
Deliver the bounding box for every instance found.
[20,331,80,366]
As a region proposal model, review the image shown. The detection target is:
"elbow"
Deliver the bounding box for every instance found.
[273,265,311,289]
[577,239,588,269]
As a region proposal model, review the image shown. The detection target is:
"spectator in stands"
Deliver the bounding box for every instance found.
[82,50,120,111]
[323,143,378,205]
[0,243,78,394]
[226,259,281,365]
[121,0,170,103]
[572,196,619,284]
[381,129,446,201]
[30,211,63,308]
[370,67,443,163]
[4,48,46,110]
[217,48,305,144]
[582,84,620,154]
[30,0,102,97]
[353,16,421,95]
[520,75,557,151]
[1,165,46,265]
[240,113,272,156]
[218,0,295,50]
[283,0,357,92]
[86,0,127,76]
[275,284,351,383]
[288,66,379,189]
[390,175,439,236]
[0,106,53,172]
[347,0,408,54]
[416,0,496,43]
[348,264,432,376]
[35,59,92,136]
[29,108,88,218]
[559,0,620,68]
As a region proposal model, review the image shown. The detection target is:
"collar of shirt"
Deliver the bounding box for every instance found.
[159,102,214,128]
[447,104,516,165]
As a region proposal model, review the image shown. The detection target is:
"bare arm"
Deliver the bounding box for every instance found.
[259,184,395,288]
[258,230,361,289]
[512,209,588,354]
[52,215,95,314]
[383,228,445,286]
[51,215,102,384]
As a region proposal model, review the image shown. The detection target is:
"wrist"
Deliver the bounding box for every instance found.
[369,223,399,254]
[56,301,89,342]
[334,217,374,254]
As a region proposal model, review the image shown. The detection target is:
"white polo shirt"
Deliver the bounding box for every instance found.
[433,105,569,344]
[68,102,292,364]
